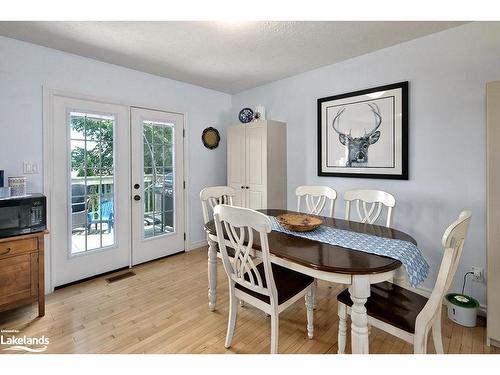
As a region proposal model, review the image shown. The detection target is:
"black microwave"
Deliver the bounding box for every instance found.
[0,194,46,238]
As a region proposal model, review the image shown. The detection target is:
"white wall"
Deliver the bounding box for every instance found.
[0,36,232,256]
[232,22,500,306]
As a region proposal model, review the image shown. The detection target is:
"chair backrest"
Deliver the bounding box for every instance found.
[213,204,278,306]
[296,185,337,217]
[343,189,396,227]
[200,186,236,224]
[416,211,472,334]
[100,200,113,216]
[439,210,472,294]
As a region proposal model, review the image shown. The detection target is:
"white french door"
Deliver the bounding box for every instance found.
[49,95,185,287]
[130,107,185,265]
[51,95,131,287]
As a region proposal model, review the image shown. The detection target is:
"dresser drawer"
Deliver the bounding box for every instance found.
[0,237,38,258]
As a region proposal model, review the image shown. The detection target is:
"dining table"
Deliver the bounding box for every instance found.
[204,208,418,354]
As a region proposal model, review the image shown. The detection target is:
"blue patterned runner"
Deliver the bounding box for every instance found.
[269,216,428,287]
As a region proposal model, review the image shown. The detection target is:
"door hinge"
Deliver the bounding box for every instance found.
[183,129,185,138]
[184,233,186,241]
[183,181,186,189]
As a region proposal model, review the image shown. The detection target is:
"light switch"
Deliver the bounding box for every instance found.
[23,161,39,174]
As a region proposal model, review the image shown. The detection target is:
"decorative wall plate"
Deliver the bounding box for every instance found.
[238,108,254,123]
[201,127,221,149]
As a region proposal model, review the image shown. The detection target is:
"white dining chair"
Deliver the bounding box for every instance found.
[200,186,236,311]
[337,210,472,354]
[296,185,337,217]
[213,204,315,354]
[343,189,396,227]
[200,186,236,225]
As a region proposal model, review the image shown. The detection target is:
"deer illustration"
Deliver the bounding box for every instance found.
[331,102,382,167]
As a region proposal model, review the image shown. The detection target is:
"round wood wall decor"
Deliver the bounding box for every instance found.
[201,127,221,149]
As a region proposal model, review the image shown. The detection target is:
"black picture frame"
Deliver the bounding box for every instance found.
[317,81,408,180]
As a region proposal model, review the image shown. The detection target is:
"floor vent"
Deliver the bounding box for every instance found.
[106,270,136,283]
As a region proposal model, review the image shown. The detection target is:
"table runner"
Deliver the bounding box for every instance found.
[269,216,428,287]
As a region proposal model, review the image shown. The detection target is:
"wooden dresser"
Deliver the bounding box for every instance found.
[0,231,46,317]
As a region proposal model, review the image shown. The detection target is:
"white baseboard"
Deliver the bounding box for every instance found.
[187,239,207,252]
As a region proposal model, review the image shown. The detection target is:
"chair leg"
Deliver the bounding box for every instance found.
[270,311,279,354]
[413,328,429,354]
[312,280,318,309]
[207,237,218,311]
[338,302,347,354]
[305,288,314,339]
[224,283,238,349]
[432,310,444,354]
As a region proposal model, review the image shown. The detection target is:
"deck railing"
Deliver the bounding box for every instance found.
[71,174,167,214]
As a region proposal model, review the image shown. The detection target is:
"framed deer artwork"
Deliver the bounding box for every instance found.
[317,81,408,179]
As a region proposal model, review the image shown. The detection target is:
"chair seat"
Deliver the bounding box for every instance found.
[337,281,428,334]
[236,262,314,305]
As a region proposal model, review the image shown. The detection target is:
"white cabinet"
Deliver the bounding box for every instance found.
[227,120,287,210]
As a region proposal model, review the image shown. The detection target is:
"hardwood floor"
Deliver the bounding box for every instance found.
[0,247,498,354]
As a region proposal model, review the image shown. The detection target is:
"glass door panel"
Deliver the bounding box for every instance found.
[142,121,174,239]
[69,112,115,254]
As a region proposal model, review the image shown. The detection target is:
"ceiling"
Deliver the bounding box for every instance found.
[0,21,466,93]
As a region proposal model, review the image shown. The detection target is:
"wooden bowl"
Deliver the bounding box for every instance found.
[276,213,323,232]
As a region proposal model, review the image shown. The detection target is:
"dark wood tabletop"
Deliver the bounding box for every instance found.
[205,209,417,275]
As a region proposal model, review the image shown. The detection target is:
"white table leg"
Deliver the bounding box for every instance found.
[349,275,370,354]
[207,236,218,311]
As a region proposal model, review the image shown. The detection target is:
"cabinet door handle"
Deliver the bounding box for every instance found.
[246,186,250,189]
[241,186,244,189]
[0,248,11,256]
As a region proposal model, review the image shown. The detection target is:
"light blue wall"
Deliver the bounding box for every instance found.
[231,22,500,305]
[0,36,232,253]
[2,22,499,305]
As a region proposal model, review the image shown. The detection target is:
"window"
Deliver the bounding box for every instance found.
[70,112,115,253]
[142,120,175,238]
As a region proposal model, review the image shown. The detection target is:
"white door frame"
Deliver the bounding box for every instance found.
[42,87,189,293]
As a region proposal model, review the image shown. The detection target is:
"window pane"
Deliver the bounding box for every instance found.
[70,115,86,140]
[70,112,116,254]
[143,121,175,239]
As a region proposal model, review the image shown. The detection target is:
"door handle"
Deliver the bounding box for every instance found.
[133,195,141,201]
[134,183,140,189]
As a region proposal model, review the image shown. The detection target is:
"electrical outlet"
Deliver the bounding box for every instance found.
[471,266,483,282]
